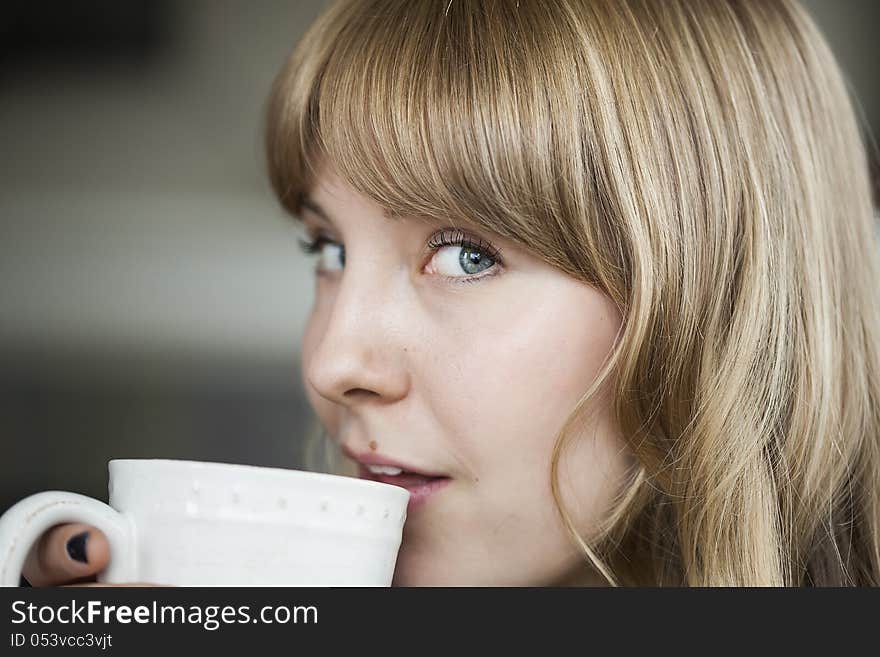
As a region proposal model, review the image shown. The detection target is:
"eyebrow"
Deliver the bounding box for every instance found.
[299,196,334,226]
[300,194,406,226]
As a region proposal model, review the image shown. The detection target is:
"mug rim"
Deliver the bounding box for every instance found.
[108,458,409,501]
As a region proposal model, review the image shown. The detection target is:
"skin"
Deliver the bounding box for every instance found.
[22,167,634,587]
[300,168,633,585]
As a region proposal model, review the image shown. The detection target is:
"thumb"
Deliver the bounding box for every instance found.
[21,523,110,586]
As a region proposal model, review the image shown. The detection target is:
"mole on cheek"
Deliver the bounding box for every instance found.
[369,440,378,451]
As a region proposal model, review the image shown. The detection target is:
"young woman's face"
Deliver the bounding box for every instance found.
[299,168,634,585]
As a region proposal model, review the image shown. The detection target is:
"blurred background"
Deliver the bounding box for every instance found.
[1,0,879,513]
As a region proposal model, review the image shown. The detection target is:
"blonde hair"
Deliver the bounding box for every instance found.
[266,0,880,586]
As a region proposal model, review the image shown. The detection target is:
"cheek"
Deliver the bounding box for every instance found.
[418,281,628,560]
[557,388,634,533]
[428,280,622,474]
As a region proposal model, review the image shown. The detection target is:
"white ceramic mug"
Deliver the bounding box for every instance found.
[0,459,410,587]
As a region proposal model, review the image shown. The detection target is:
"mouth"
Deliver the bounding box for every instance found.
[356,464,452,512]
[342,444,452,512]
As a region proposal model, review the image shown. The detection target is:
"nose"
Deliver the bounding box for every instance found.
[304,270,411,406]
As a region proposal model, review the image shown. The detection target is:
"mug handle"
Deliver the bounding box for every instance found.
[0,491,136,587]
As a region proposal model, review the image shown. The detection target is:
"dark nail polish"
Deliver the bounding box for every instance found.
[66,531,89,564]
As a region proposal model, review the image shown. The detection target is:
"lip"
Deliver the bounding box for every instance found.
[340,443,447,478]
[341,443,452,512]
[356,464,452,512]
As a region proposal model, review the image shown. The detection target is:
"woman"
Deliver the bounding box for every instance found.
[22,0,880,586]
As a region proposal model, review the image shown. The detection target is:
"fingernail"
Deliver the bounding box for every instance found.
[66,531,89,564]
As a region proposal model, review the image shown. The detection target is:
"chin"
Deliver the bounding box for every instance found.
[391,548,521,586]
[391,550,471,587]
[391,543,596,587]
[391,555,445,587]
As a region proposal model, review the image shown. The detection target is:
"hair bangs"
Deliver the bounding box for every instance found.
[266,0,609,282]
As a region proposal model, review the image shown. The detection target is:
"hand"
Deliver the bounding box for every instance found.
[20,523,160,587]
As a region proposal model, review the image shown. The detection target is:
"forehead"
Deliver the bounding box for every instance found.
[302,169,463,231]
[308,170,381,212]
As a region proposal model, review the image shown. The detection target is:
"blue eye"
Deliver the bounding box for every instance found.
[298,227,503,284]
[426,228,503,283]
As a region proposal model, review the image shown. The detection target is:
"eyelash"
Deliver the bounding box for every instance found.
[297,235,335,256]
[296,228,503,285]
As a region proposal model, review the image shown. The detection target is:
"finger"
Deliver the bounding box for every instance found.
[21,524,110,587]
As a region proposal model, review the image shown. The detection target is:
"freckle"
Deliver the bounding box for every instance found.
[369,440,378,451]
